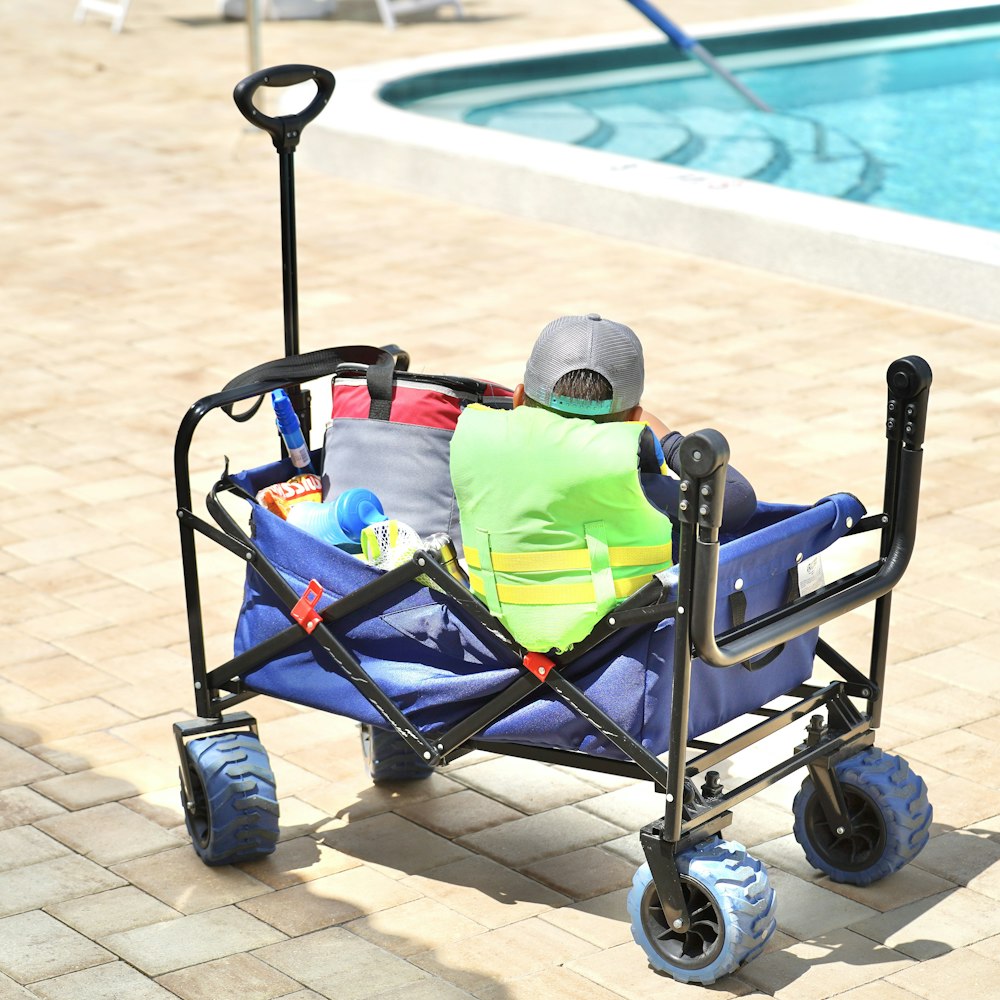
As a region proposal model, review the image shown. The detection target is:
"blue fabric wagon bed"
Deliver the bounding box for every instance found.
[231,456,864,760]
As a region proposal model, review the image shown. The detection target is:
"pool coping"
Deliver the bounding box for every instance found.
[295,1,1000,324]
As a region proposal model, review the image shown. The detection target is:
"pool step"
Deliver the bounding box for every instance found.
[472,99,878,202]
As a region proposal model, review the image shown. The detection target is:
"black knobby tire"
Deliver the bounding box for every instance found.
[182,731,279,866]
[628,839,776,985]
[792,747,931,885]
[360,724,434,783]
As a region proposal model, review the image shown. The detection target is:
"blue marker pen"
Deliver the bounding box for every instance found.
[271,389,315,474]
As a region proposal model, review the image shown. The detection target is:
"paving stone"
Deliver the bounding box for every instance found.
[520,845,636,900]
[886,946,1000,999]
[476,966,627,1000]
[376,982,475,1000]
[1,655,117,704]
[849,886,1000,960]
[969,933,1000,961]
[753,834,956,911]
[451,756,601,813]
[402,856,569,929]
[767,867,879,940]
[574,783,663,831]
[0,699,134,749]
[538,889,632,948]
[0,971,35,999]
[457,806,627,868]
[410,915,598,992]
[0,826,69,872]
[0,855,125,916]
[317,812,473,879]
[102,907,286,977]
[0,739,60,789]
[303,772,464,832]
[237,834,361,889]
[36,801,184,865]
[262,797,332,843]
[29,961,175,1000]
[735,928,914,999]
[30,755,177,810]
[112,844,272,913]
[46,886,180,939]
[156,954,302,1000]
[0,910,114,985]
[911,829,1000,900]
[898,728,999,787]
[121,788,188,830]
[237,863,423,936]
[395,789,525,839]
[257,711,362,757]
[26,730,138,774]
[0,680,47,719]
[569,940,753,998]
[599,832,646,869]
[253,927,427,999]
[826,984,924,1000]
[346,897,485,957]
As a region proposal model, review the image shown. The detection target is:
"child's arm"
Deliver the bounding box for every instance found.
[637,408,671,440]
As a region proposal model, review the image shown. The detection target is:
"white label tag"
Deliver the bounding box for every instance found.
[798,554,825,596]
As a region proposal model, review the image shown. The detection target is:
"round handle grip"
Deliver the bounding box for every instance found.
[233,64,336,151]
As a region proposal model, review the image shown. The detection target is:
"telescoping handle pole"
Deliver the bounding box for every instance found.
[233,64,336,443]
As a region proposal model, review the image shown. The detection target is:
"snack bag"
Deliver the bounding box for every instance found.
[256,473,322,519]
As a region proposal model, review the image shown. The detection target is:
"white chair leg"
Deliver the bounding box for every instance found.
[373,0,397,29]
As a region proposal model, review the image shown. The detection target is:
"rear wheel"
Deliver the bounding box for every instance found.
[181,731,279,866]
[627,839,776,984]
[792,747,931,885]
[360,723,435,783]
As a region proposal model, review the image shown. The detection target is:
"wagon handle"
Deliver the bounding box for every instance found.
[684,356,932,668]
[233,64,335,152]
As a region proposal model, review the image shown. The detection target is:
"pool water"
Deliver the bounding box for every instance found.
[399,22,1000,231]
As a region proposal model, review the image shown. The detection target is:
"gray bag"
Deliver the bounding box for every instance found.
[321,364,512,555]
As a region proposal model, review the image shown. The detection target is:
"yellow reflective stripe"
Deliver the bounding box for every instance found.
[610,544,671,568]
[469,570,653,606]
[466,544,670,573]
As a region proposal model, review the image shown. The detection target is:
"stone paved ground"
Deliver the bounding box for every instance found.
[4,1,1000,998]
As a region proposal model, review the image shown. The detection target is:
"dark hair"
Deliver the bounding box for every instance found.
[524,368,626,422]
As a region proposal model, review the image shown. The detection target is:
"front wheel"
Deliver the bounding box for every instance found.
[627,839,776,985]
[181,731,279,866]
[792,747,931,885]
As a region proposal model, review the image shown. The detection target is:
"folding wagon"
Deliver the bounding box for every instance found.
[172,65,934,985]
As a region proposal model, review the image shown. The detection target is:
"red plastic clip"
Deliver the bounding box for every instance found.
[291,579,324,634]
[523,651,556,683]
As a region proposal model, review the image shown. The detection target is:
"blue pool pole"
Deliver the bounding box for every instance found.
[623,0,773,113]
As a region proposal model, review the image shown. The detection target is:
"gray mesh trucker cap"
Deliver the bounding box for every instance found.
[523,313,644,416]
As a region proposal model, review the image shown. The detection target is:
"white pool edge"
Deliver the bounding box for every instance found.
[296,2,1000,324]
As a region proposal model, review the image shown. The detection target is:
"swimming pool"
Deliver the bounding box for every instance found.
[298,3,1000,322]
[398,19,1000,232]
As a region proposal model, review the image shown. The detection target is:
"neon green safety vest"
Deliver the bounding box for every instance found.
[449,404,673,653]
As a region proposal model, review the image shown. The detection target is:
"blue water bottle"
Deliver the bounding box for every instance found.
[286,488,387,553]
[271,389,315,474]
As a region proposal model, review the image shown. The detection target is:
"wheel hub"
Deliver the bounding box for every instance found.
[806,785,886,872]
[641,875,725,970]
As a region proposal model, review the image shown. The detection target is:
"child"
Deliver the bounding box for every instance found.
[449,313,755,652]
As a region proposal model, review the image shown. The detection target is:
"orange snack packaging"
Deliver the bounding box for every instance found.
[256,473,323,520]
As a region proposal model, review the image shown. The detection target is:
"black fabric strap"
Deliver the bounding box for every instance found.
[728,567,800,672]
[365,355,396,421]
[220,345,396,422]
